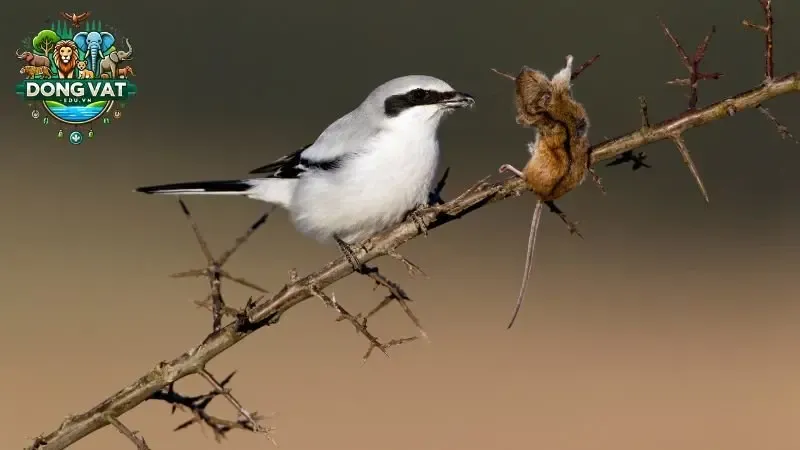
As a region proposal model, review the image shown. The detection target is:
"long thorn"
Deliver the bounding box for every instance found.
[671,135,710,203]
[217,208,273,266]
[178,199,214,264]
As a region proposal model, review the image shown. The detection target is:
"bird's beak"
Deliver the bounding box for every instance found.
[441,91,475,109]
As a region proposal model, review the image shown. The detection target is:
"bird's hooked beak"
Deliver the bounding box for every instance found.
[440,91,475,109]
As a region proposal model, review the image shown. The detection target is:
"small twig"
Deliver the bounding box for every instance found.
[173,200,271,331]
[658,16,723,109]
[571,54,600,80]
[357,264,429,342]
[639,95,651,129]
[606,97,653,170]
[671,134,710,203]
[311,287,390,360]
[742,0,774,80]
[150,373,273,443]
[361,336,418,362]
[587,167,606,194]
[758,105,799,144]
[104,415,151,450]
[387,250,428,278]
[196,295,264,319]
[358,295,394,325]
[197,369,275,444]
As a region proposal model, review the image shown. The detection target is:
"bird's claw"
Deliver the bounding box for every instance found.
[407,205,431,237]
[335,236,366,272]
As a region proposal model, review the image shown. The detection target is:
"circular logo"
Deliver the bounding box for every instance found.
[42,100,114,125]
[68,130,83,145]
[31,110,40,119]
[113,110,122,119]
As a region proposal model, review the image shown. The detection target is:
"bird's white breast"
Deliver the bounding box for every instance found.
[289,128,440,244]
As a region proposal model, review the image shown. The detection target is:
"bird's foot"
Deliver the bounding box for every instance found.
[334,235,366,272]
[406,204,433,237]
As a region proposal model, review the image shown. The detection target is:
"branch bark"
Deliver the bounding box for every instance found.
[26,70,799,450]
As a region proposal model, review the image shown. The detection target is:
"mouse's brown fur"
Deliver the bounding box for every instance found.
[497,55,593,329]
[513,55,590,201]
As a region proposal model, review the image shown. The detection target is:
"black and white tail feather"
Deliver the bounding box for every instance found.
[135,144,331,204]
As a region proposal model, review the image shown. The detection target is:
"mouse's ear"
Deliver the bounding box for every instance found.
[550,55,574,92]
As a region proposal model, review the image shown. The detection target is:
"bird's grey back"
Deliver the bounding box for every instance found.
[301,75,456,162]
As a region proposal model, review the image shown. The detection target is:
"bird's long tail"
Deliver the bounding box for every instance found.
[136,179,255,195]
[507,199,543,329]
[135,178,295,209]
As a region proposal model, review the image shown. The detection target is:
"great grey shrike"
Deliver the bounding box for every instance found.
[136,75,475,267]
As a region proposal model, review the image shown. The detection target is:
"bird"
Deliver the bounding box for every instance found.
[60,11,91,28]
[136,75,475,268]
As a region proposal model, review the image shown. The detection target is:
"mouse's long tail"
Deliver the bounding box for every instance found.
[507,199,543,329]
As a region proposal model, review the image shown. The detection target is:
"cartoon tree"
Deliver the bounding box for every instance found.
[97,20,102,31]
[32,29,58,56]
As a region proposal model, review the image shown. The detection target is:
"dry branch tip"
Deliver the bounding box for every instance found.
[658,16,723,109]
[742,0,774,80]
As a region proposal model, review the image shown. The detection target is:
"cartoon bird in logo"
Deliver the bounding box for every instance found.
[60,11,91,29]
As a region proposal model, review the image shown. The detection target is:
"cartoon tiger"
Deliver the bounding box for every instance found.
[20,65,52,79]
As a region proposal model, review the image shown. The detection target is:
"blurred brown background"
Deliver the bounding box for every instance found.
[1,0,799,449]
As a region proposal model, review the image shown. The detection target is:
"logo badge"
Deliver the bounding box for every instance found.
[69,130,83,144]
[15,12,137,144]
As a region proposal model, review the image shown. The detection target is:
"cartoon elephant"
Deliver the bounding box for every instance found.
[73,31,114,78]
[98,38,133,79]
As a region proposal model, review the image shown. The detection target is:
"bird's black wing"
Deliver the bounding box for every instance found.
[248,144,347,178]
[248,144,311,178]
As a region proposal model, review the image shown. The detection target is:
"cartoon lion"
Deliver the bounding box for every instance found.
[76,60,94,79]
[53,40,78,79]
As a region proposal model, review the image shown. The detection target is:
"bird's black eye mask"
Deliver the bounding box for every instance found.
[384,88,458,117]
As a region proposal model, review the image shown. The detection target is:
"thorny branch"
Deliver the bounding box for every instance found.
[25,4,799,450]
[148,371,273,443]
